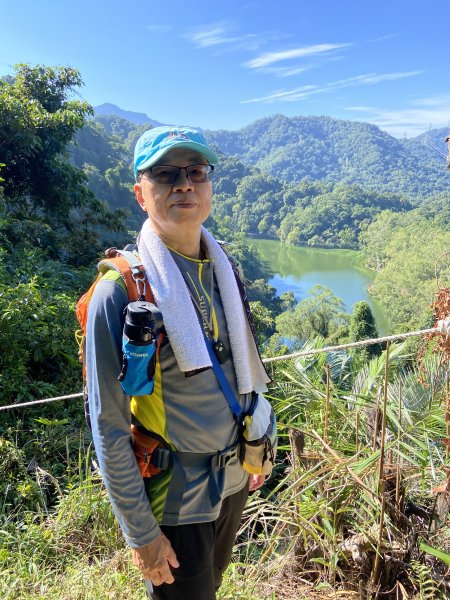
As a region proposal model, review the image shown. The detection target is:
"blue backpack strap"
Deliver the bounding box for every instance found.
[202,332,244,423]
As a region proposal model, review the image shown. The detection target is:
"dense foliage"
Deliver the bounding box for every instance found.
[360,208,450,332]
[0,68,83,412]
[0,66,119,470]
[70,119,144,230]
[206,114,448,199]
[0,65,127,264]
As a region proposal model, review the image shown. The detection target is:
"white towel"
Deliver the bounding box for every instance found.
[138,219,270,394]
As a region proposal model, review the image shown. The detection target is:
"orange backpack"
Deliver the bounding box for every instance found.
[75,247,156,426]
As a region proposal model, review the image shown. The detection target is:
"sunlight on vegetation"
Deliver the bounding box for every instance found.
[1,63,450,599]
[231,340,450,598]
[3,338,449,598]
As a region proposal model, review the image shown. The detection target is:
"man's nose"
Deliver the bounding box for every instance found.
[173,168,194,191]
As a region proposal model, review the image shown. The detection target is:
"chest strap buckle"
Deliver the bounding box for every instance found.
[151,447,171,471]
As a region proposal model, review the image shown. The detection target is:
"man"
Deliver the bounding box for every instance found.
[86,126,272,599]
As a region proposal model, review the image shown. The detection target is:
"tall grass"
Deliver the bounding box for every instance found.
[234,340,450,598]
[0,449,126,599]
[1,339,449,599]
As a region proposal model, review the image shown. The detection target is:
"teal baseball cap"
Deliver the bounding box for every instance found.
[134,126,219,180]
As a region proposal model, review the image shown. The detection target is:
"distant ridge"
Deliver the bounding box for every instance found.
[85,108,448,198]
[94,103,163,127]
[204,114,449,198]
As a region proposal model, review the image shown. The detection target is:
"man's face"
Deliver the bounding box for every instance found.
[134,148,213,242]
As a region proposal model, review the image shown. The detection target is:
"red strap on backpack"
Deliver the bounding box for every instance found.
[76,253,155,337]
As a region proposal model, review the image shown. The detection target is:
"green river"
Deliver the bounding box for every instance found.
[249,238,388,334]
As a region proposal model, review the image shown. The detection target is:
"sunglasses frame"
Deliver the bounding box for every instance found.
[139,164,214,185]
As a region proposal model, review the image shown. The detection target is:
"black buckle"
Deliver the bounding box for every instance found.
[216,448,237,469]
[151,448,171,470]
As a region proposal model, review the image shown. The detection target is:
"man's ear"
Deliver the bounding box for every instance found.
[134,183,146,211]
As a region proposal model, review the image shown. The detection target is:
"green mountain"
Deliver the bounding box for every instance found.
[69,112,448,249]
[70,117,144,229]
[205,114,449,200]
[81,112,448,202]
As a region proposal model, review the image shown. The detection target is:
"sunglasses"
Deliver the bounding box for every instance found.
[139,164,214,185]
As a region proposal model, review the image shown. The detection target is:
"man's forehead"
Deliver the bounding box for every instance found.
[156,148,206,164]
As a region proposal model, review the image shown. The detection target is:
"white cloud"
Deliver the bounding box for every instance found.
[259,65,311,78]
[241,71,423,104]
[346,106,375,112]
[336,71,423,85]
[411,95,450,108]
[346,96,450,137]
[241,85,317,104]
[243,43,352,69]
[188,26,241,48]
[185,23,260,51]
[364,108,450,138]
[369,32,403,43]
[183,22,293,58]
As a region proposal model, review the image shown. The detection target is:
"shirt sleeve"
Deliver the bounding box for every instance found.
[86,278,161,548]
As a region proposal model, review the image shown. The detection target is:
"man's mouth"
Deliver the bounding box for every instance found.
[172,200,196,207]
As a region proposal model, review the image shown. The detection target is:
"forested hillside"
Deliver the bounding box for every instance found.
[400,127,449,165]
[71,112,448,250]
[205,114,448,198]
[67,103,450,336]
[80,111,449,202]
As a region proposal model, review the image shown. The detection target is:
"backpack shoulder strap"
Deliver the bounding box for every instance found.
[76,246,160,431]
[76,248,155,338]
[98,251,155,303]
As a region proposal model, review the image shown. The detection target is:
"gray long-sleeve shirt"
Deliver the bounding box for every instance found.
[86,251,249,548]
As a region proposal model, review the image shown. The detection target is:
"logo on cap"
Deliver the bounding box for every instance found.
[165,131,189,141]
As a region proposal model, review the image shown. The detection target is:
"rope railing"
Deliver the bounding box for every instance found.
[262,326,438,364]
[0,392,84,412]
[0,326,443,412]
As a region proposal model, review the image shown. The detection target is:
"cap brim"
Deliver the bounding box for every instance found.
[137,141,218,175]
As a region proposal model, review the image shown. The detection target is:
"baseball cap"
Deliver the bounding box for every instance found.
[134,126,219,180]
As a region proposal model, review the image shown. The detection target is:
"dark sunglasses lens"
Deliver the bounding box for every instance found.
[187,165,209,182]
[151,166,179,184]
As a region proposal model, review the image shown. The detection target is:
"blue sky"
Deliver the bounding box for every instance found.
[1,0,449,137]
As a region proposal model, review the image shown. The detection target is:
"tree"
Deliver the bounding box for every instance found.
[0,64,126,264]
[359,211,408,271]
[276,285,349,342]
[280,291,296,312]
[348,301,381,365]
[249,300,275,343]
